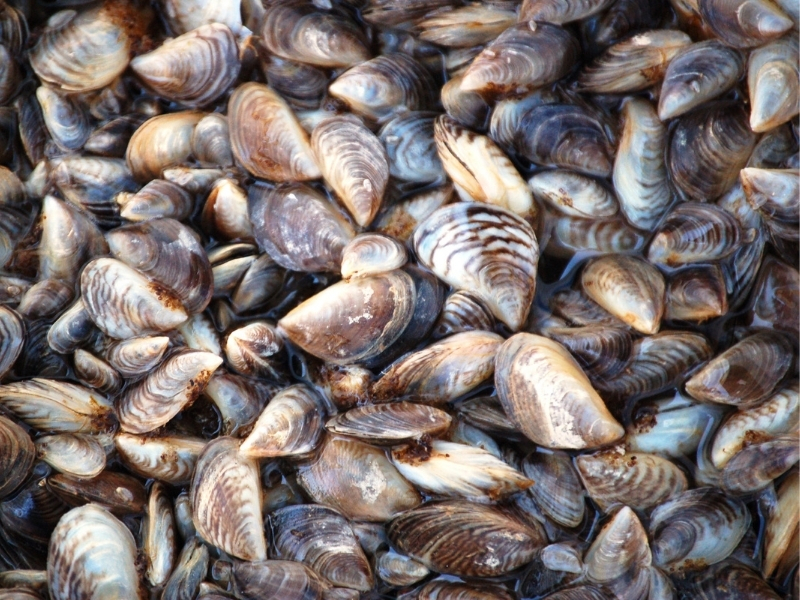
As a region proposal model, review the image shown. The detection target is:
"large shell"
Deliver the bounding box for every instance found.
[271,504,373,591]
[249,182,355,273]
[520,0,615,23]
[748,33,799,132]
[433,115,536,221]
[126,111,204,182]
[115,432,205,485]
[104,336,170,378]
[238,384,324,458]
[613,97,672,230]
[576,450,688,512]
[47,505,142,600]
[312,115,389,227]
[297,436,421,522]
[142,482,176,588]
[372,331,503,404]
[495,333,623,449]
[47,470,146,516]
[228,82,320,181]
[580,255,665,335]
[130,23,239,107]
[231,560,326,600]
[387,500,545,577]
[190,436,266,562]
[35,434,105,478]
[658,41,745,120]
[326,402,452,444]
[699,0,793,48]
[390,440,532,503]
[379,112,443,184]
[116,348,223,434]
[461,22,579,95]
[278,270,415,365]
[80,258,189,340]
[260,1,369,68]
[578,30,691,93]
[665,265,729,322]
[414,203,538,331]
[328,53,436,120]
[668,103,756,202]
[685,331,793,407]
[648,203,744,266]
[521,449,585,528]
[649,488,750,572]
[0,415,34,500]
[584,506,651,587]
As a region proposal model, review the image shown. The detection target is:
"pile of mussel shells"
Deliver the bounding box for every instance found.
[0,0,797,597]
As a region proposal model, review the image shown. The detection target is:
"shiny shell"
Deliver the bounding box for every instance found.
[231,560,326,600]
[126,111,204,182]
[521,449,585,528]
[142,482,176,588]
[104,336,169,378]
[545,325,632,383]
[340,234,407,280]
[117,179,194,222]
[699,0,793,48]
[379,112,444,184]
[763,469,799,580]
[520,0,615,23]
[224,321,283,378]
[0,415,34,499]
[159,0,241,34]
[115,432,205,486]
[418,5,516,46]
[665,265,729,322]
[326,402,452,444]
[35,434,105,478]
[748,33,799,133]
[529,170,617,219]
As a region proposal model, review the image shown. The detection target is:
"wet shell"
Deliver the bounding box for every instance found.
[721,434,799,493]
[613,97,672,230]
[372,331,503,404]
[529,170,617,219]
[312,116,389,227]
[117,179,194,222]
[414,203,538,331]
[387,500,545,577]
[434,115,536,221]
[161,535,204,599]
[228,82,320,181]
[116,348,223,434]
[600,331,712,399]
[0,415,34,499]
[278,270,415,365]
[685,331,793,407]
[748,33,799,133]
[190,436,266,562]
[328,53,437,121]
[238,384,324,458]
[665,265,728,322]
[340,234,407,280]
[658,41,745,120]
[521,449,585,528]
[260,1,370,68]
[115,432,205,486]
[326,402,452,444]
[545,325,632,383]
[202,178,252,243]
[748,255,799,337]
[105,336,169,378]
[84,114,147,158]
[415,580,516,600]
[35,86,90,152]
[230,254,285,314]
[441,74,491,131]
[741,167,799,225]
[231,560,326,600]
[126,111,204,182]
[576,450,688,511]
[580,255,665,335]
[377,550,429,586]
[578,30,691,93]
[584,507,651,587]
[699,0,793,48]
[46,472,142,516]
[379,112,443,184]
[72,351,122,395]
[418,5,516,46]
[683,560,784,599]
[0,306,22,380]
[0,2,27,56]
[204,371,277,435]
[141,482,175,588]
[16,279,73,320]
[763,469,798,580]
[541,543,584,574]
[495,333,624,449]
[461,22,579,95]
[432,291,495,339]
[271,504,373,591]
[35,434,105,478]
[374,184,454,243]
[668,103,756,202]
[159,0,242,35]
[190,113,232,168]
[649,488,750,571]
[224,321,283,379]
[297,436,421,522]
[47,505,142,600]
[520,0,616,23]
[548,215,647,258]
[80,258,189,339]
[263,56,328,111]
[390,440,532,503]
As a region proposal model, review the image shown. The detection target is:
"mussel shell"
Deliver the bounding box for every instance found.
[432,290,495,339]
[721,434,799,493]
[159,0,242,35]
[46,471,145,516]
[522,449,585,528]
[763,469,799,581]
[699,0,793,48]
[379,112,443,184]
[520,0,615,23]
[326,402,452,444]
[117,179,194,222]
[72,351,121,395]
[529,169,617,219]
[548,215,647,258]
[263,56,328,111]
[35,86,90,152]
[544,325,632,382]
[35,433,105,478]
[115,432,205,486]
[748,255,799,337]
[340,234,407,280]
[231,560,326,600]
[126,110,204,183]
[161,536,206,600]
[374,184,454,243]
[683,560,785,599]
[0,415,34,500]
[665,264,729,322]
[190,113,232,167]
[748,33,800,133]
[418,5,516,46]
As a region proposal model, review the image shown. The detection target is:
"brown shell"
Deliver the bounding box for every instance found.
[326,402,452,444]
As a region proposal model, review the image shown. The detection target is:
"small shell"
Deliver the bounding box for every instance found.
[159,0,242,35]
[47,470,145,515]
[142,482,176,588]
[231,561,326,600]
[35,434,105,478]
[260,1,369,68]
[649,488,750,572]
[116,348,223,434]
[576,449,688,511]
[225,321,283,379]
[456,395,519,439]
[529,170,617,219]
[328,53,436,121]
[545,325,632,383]
[495,333,624,449]
[228,82,320,181]
[340,234,407,280]
[684,560,786,599]
[434,115,536,222]
[105,336,169,378]
[721,434,799,493]
[685,331,793,407]
[763,469,798,580]
[748,255,799,337]
[178,313,222,356]
[432,291,495,339]
[35,86,90,152]
[271,504,373,591]
[201,178,252,243]
[584,507,651,587]
[580,255,665,335]
[263,57,328,111]
[162,537,207,600]
[47,505,142,600]
[415,580,516,600]
[126,111,204,182]
[278,270,416,365]
[414,203,539,331]
[73,351,122,394]
[326,402,452,444]
[418,5,516,46]
[520,0,616,23]
[665,265,729,322]
[748,33,799,132]
[577,30,691,93]
[548,215,647,258]
[541,543,584,574]
[231,254,285,314]
[297,436,421,522]
[190,437,266,562]
[115,432,205,486]
[204,371,276,435]
[312,115,389,227]
[461,22,579,95]
[16,279,73,320]
[84,114,147,158]
[190,113,232,167]
[117,179,194,222]
[0,306,23,380]
[0,415,34,500]
[377,550,429,586]
[521,449,585,528]
[372,331,503,404]
[741,167,799,226]
[379,112,444,184]
[374,184,454,243]
[388,500,545,577]
[658,41,745,120]
[441,74,491,130]
[699,0,793,48]
[390,440,532,503]
[130,24,240,107]
[238,384,324,458]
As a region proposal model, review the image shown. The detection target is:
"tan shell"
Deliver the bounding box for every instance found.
[763,469,799,580]
[126,111,204,182]
[105,336,170,378]
[115,432,206,486]
[143,482,176,587]
[584,506,652,586]
[35,433,106,478]
[341,234,407,280]
[325,402,452,444]
[0,414,34,499]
